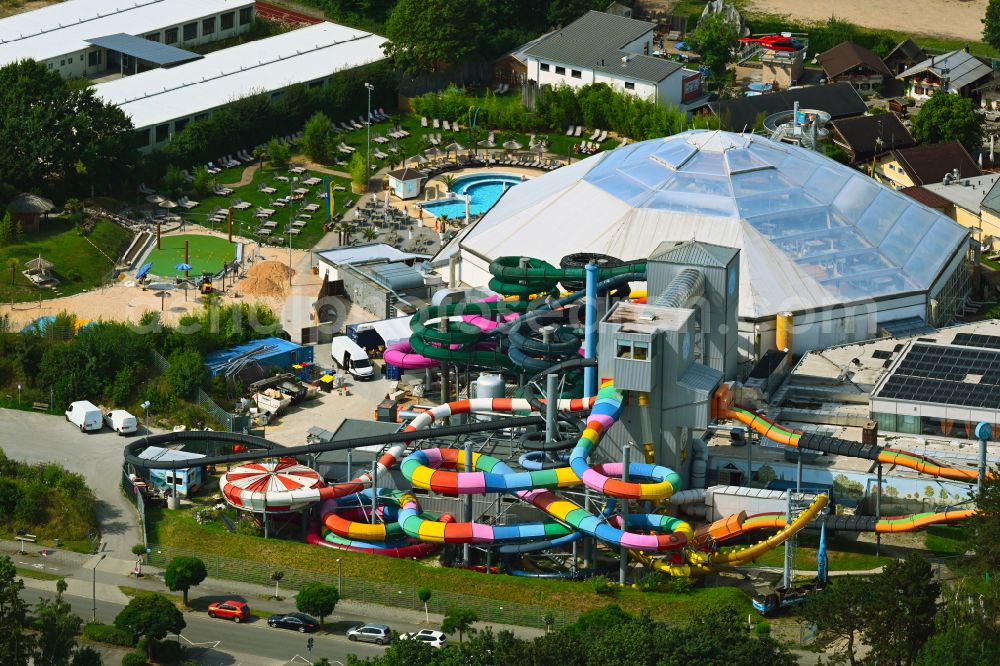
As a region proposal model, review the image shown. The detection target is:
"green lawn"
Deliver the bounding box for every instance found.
[145,234,236,277]
[146,498,750,622]
[751,533,894,572]
[0,218,131,303]
[160,112,618,250]
[925,525,969,557]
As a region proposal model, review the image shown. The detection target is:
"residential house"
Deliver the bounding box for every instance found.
[815,42,892,92]
[873,141,981,190]
[883,39,926,76]
[897,48,992,100]
[921,173,1000,248]
[900,185,952,214]
[523,11,708,111]
[828,113,914,165]
[711,81,866,131]
[972,73,1000,112]
[604,1,633,18]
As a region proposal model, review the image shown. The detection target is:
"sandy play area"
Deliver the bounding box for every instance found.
[744,0,987,42]
[0,228,313,331]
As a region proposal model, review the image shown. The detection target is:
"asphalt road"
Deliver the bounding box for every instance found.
[0,408,142,557]
[24,587,388,666]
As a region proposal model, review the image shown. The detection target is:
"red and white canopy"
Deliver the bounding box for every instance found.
[221,458,325,513]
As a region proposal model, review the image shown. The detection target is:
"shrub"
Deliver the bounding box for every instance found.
[83,622,137,647]
[150,638,186,663]
[349,151,367,189]
[235,514,263,537]
[120,651,147,666]
[755,621,771,636]
[591,578,618,597]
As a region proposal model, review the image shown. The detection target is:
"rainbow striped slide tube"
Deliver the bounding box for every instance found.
[569,383,680,500]
[401,447,579,493]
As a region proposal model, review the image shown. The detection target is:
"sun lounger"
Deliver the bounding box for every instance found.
[589,129,600,141]
[139,183,155,195]
[453,121,462,132]
[442,120,451,131]
[181,196,199,209]
[574,126,583,137]
[421,116,429,127]
[433,118,440,129]
[566,125,574,136]
[205,163,221,174]
[350,119,364,130]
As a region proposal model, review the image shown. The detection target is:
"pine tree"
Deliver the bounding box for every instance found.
[14,219,23,243]
[0,212,12,247]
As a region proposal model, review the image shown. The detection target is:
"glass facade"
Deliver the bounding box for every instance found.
[873,411,998,439]
[583,130,969,306]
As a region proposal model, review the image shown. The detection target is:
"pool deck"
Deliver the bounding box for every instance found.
[390,165,548,230]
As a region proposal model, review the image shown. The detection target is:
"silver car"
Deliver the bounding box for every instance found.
[346,623,391,645]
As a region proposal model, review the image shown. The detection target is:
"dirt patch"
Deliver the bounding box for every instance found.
[0,0,59,19]
[236,260,294,298]
[744,0,988,43]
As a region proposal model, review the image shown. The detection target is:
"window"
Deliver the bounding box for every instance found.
[165,27,178,44]
[624,81,635,90]
[555,66,566,75]
[221,12,235,30]
[183,22,197,40]
[155,124,170,143]
[47,62,53,68]
[174,118,189,133]
[88,51,98,67]
[239,7,253,25]
[194,113,208,121]
[145,32,160,42]
[202,17,216,35]
[308,80,323,89]
[616,339,650,361]
[571,69,582,78]
[135,129,150,147]
[540,62,550,72]
[60,59,65,66]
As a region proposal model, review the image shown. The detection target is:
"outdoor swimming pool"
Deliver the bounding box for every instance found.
[421,172,525,219]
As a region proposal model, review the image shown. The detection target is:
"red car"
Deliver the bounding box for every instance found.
[207,600,250,623]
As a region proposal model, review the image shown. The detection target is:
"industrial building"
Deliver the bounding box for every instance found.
[436,130,973,358]
[0,0,254,78]
[93,21,387,152]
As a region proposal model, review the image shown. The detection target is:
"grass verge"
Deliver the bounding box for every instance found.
[751,534,893,571]
[16,567,66,581]
[924,525,968,557]
[147,502,750,623]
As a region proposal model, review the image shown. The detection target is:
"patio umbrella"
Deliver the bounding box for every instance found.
[502,139,523,151]
[424,147,442,157]
[408,154,428,165]
[478,137,497,148]
[443,141,465,156]
[146,194,165,204]
[175,263,192,278]
[159,200,178,209]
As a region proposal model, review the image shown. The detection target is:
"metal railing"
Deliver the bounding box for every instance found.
[145,543,577,630]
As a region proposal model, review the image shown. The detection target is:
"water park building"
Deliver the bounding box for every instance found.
[0,0,254,78]
[93,21,387,152]
[523,11,707,111]
[436,130,973,356]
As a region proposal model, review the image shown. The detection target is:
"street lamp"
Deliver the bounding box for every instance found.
[364,82,374,190]
[92,553,107,622]
[288,175,299,285]
[16,384,21,408]
[336,558,343,597]
[140,401,150,433]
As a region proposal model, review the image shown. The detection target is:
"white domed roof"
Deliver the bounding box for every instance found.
[438,130,969,319]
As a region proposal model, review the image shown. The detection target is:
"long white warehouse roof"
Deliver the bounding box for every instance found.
[0,0,253,67]
[94,22,387,130]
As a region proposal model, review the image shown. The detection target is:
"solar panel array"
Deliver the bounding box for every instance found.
[876,343,1000,408]
[952,332,1000,350]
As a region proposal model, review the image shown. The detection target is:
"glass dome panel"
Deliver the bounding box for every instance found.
[879,206,937,266]
[903,220,968,285]
[667,172,732,197]
[731,169,793,197]
[855,190,909,245]
[804,166,852,205]
[649,141,696,170]
[646,191,737,216]
[736,189,821,218]
[681,150,726,174]
[832,175,881,220]
[622,162,673,190]
[723,148,759,174]
[771,153,819,186]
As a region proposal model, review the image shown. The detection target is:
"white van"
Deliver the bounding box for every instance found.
[330,335,375,380]
[104,409,138,435]
[65,401,103,432]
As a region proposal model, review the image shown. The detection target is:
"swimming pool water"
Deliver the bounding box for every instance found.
[422,173,525,219]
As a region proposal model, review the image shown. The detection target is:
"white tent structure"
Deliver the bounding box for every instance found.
[436,130,972,353]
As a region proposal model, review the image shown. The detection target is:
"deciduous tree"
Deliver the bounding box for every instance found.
[0,555,35,666]
[303,112,337,164]
[113,593,185,659]
[985,0,1000,51]
[163,556,207,606]
[295,582,339,627]
[34,578,83,666]
[689,12,738,86]
[801,576,874,666]
[864,554,939,666]
[911,92,984,155]
[383,0,477,72]
[440,606,477,644]
[969,464,1000,573]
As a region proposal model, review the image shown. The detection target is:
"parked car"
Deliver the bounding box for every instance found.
[399,629,447,648]
[267,612,318,633]
[207,600,249,622]
[346,623,391,644]
[65,401,102,432]
[104,409,138,435]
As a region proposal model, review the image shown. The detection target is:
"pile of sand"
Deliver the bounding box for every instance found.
[236,261,294,298]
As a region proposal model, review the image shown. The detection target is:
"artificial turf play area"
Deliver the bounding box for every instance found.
[144,234,237,277]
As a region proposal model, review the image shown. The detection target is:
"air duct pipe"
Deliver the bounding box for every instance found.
[652,268,704,309]
[583,262,598,398]
[690,436,709,489]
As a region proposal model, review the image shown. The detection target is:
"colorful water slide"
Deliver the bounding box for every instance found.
[724,508,976,537]
[486,256,646,297]
[395,387,693,552]
[724,404,984,483]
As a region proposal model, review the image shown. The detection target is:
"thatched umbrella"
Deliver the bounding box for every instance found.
[408,154,428,165]
[423,146,442,157]
[502,139,523,151]
[9,193,54,215]
[442,141,465,157]
[145,194,165,204]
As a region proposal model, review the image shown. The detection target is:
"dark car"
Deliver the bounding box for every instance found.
[267,612,318,633]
